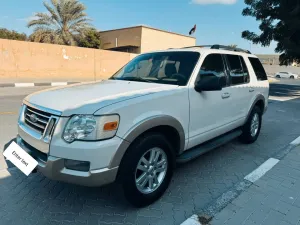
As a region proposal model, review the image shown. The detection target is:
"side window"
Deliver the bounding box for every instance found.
[239,56,250,83]
[248,57,268,81]
[197,54,226,82]
[226,54,245,85]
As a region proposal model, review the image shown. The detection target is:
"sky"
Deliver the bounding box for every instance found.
[0,0,278,54]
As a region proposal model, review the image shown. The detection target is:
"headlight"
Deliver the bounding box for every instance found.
[63,114,119,143]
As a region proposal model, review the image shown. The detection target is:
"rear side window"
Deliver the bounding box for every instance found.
[248,57,268,81]
[226,55,245,85]
[240,56,250,83]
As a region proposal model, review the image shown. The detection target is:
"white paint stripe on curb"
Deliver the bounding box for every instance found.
[14,83,35,87]
[51,82,68,86]
[180,215,202,225]
[181,135,300,225]
[244,158,279,183]
[290,136,300,146]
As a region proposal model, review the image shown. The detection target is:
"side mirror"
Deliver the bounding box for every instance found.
[194,75,226,92]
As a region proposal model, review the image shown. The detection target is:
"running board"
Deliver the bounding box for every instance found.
[176,129,242,164]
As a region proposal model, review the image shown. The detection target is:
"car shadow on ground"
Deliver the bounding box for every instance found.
[270,83,300,98]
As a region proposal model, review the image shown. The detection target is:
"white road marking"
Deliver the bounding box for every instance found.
[51,82,68,86]
[276,109,286,112]
[244,158,279,183]
[180,215,202,225]
[14,83,35,87]
[182,135,300,224]
[0,112,17,115]
[269,96,300,102]
[291,135,300,146]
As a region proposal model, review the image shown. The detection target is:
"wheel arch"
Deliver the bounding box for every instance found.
[109,115,185,168]
[245,94,266,124]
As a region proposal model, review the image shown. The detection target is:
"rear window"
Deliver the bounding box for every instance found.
[248,57,268,81]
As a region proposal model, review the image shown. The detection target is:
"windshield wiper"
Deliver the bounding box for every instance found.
[118,77,153,83]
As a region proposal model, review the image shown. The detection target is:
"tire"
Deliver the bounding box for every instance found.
[290,76,295,79]
[240,106,262,144]
[276,75,280,78]
[118,132,174,207]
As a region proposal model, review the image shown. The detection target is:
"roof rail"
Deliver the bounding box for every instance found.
[211,45,252,54]
[180,44,252,54]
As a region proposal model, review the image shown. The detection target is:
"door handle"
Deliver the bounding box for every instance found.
[222,92,231,99]
[249,88,254,92]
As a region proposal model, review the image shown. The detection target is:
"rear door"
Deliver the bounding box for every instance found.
[223,54,252,123]
[280,72,288,78]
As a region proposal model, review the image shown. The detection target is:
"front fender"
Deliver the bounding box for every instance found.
[108,115,185,168]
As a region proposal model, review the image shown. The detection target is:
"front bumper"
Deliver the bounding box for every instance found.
[16,136,118,187]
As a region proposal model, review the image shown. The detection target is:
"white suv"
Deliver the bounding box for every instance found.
[16,45,269,207]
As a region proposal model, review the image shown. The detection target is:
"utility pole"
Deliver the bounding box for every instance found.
[94,50,96,81]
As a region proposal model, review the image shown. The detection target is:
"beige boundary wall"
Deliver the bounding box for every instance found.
[0,39,137,83]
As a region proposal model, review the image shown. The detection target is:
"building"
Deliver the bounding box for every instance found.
[99,25,196,54]
[256,54,280,65]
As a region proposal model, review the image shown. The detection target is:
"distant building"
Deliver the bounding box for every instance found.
[256,54,280,65]
[99,25,196,54]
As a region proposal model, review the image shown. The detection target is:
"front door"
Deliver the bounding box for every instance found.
[188,53,233,149]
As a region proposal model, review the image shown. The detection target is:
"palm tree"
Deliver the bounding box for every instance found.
[28,0,92,45]
[229,44,238,48]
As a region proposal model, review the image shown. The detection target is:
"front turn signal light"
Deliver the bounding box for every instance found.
[103,121,119,131]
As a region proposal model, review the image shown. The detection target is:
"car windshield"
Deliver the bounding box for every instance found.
[110,51,200,86]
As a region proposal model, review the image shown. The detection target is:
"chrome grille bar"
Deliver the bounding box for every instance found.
[25,118,46,130]
[25,113,48,124]
[26,107,51,119]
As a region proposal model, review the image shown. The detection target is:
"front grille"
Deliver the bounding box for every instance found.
[24,105,55,135]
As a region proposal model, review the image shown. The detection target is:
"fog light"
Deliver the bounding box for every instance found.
[64,159,90,172]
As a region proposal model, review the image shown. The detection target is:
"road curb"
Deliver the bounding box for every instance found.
[0,82,80,88]
[268,78,279,83]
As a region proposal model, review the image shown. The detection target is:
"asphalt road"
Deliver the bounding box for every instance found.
[0,81,300,225]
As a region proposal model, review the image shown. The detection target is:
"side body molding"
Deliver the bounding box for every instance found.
[109,115,186,168]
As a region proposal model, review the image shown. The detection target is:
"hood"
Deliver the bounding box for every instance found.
[24,80,176,116]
